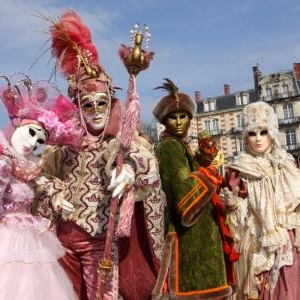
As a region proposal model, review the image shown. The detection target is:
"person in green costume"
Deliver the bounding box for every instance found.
[151,79,234,299]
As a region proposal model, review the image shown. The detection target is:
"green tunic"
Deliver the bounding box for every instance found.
[154,136,231,299]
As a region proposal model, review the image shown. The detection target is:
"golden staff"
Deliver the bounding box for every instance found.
[98,23,154,299]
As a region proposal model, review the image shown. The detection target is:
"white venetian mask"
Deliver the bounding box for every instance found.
[80,92,109,134]
[10,123,48,156]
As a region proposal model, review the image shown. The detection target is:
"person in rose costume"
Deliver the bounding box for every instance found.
[34,10,166,300]
[0,73,83,299]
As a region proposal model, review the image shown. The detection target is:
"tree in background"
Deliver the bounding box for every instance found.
[141,120,158,143]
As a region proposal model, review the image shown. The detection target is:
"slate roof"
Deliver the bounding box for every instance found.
[196,69,300,114]
[196,88,257,114]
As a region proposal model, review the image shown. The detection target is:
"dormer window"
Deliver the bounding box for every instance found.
[236,92,248,105]
[242,93,248,105]
[236,94,241,106]
[203,99,216,112]
[282,84,289,98]
[266,87,272,101]
[204,101,209,112]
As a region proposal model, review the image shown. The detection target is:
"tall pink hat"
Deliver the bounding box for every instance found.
[44,9,122,138]
[0,72,84,147]
[49,9,112,100]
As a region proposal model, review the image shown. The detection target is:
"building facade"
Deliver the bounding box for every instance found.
[195,63,300,173]
[157,63,300,173]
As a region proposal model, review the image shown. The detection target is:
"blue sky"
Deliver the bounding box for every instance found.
[0,0,300,127]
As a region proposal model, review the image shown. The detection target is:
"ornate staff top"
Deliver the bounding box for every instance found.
[119,23,154,76]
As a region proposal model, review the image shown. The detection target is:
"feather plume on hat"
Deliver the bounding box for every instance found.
[43,10,111,100]
[37,9,122,139]
[50,10,99,77]
[152,78,196,123]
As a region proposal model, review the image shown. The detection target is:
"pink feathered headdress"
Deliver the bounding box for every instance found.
[45,9,122,139]
[49,9,112,100]
[0,73,84,147]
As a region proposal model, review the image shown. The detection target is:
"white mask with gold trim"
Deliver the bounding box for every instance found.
[80,92,109,134]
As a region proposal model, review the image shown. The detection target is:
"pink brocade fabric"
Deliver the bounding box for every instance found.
[57,222,111,300]
[118,202,160,300]
[260,230,300,300]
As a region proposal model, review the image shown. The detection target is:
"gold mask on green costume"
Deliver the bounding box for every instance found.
[164,110,191,138]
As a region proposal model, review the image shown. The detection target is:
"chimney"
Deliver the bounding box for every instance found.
[194,90,202,102]
[224,84,230,95]
[253,65,262,90]
[293,63,300,81]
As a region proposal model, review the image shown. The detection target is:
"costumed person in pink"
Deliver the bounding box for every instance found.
[34,10,165,300]
[0,73,84,299]
[224,101,300,299]
[152,79,234,299]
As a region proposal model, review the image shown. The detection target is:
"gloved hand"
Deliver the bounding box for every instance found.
[107,164,135,199]
[34,175,49,186]
[51,191,75,215]
[223,186,239,211]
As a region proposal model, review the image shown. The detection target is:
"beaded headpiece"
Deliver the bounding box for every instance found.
[242,101,280,147]
[0,72,84,147]
[48,9,113,101]
[42,9,124,140]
